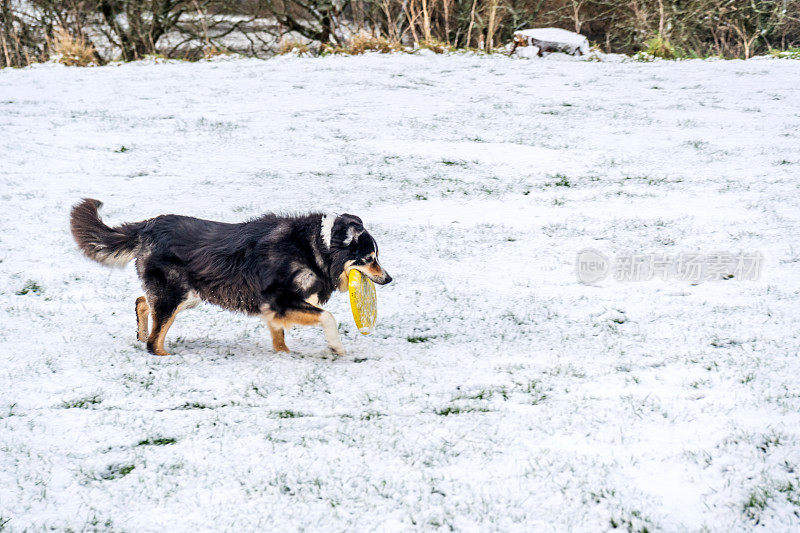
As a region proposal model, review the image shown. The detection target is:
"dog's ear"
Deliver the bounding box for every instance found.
[340,213,363,225]
[336,214,364,246]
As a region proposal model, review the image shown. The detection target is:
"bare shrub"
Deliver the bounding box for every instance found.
[1,0,49,67]
[51,28,96,66]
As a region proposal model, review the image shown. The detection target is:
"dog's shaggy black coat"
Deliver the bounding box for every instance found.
[70,199,390,355]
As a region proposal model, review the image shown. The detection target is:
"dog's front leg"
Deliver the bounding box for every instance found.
[265,304,346,357]
[319,311,346,356]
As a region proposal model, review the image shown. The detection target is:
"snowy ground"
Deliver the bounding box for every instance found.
[1,55,799,531]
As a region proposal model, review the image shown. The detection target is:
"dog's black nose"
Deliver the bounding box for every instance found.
[383,273,393,284]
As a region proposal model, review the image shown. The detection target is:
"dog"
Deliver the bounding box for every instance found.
[70,199,391,356]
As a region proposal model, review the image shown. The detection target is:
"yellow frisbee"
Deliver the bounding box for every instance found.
[348,269,377,335]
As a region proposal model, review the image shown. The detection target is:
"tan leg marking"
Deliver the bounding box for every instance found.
[135,296,149,342]
[146,297,195,356]
[268,322,289,353]
[262,307,345,356]
[278,309,326,327]
[281,310,345,356]
[147,309,178,356]
[261,310,290,353]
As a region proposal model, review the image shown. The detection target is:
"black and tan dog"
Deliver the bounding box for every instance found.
[70,199,391,356]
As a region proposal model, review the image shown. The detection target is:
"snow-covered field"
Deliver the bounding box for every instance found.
[1,54,799,531]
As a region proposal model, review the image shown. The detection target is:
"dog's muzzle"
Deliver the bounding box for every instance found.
[373,271,392,285]
[356,263,392,285]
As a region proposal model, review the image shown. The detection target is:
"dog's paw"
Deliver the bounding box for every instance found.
[329,345,346,357]
[147,344,171,356]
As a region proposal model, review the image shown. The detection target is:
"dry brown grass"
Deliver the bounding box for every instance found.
[202,46,233,59]
[279,40,311,55]
[51,29,96,67]
[417,39,453,54]
[319,34,403,55]
[346,34,403,54]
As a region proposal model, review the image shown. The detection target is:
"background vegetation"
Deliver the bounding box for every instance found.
[1,0,799,67]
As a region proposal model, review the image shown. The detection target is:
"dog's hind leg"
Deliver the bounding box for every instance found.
[147,306,179,356]
[267,321,289,353]
[135,296,149,342]
[146,287,189,356]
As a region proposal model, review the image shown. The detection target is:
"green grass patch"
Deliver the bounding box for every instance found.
[757,432,783,453]
[407,335,431,343]
[457,389,495,401]
[743,487,770,522]
[778,479,800,507]
[770,47,800,60]
[685,140,709,150]
[435,405,491,416]
[455,386,511,401]
[547,174,571,187]
[16,280,42,295]
[61,394,102,409]
[101,464,135,480]
[644,35,676,59]
[609,509,654,532]
[275,409,306,419]
[137,437,177,446]
[179,402,210,409]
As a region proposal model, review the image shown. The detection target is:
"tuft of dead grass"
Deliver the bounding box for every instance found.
[346,34,403,54]
[51,29,96,67]
[202,46,232,59]
[279,40,311,56]
[318,34,403,56]
[417,39,454,54]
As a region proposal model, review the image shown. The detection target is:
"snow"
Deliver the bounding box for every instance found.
[514,27,590,55]
[1,54,800,531]
[515,45,540,59]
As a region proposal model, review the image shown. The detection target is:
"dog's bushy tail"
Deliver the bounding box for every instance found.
[70,199,141,267]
